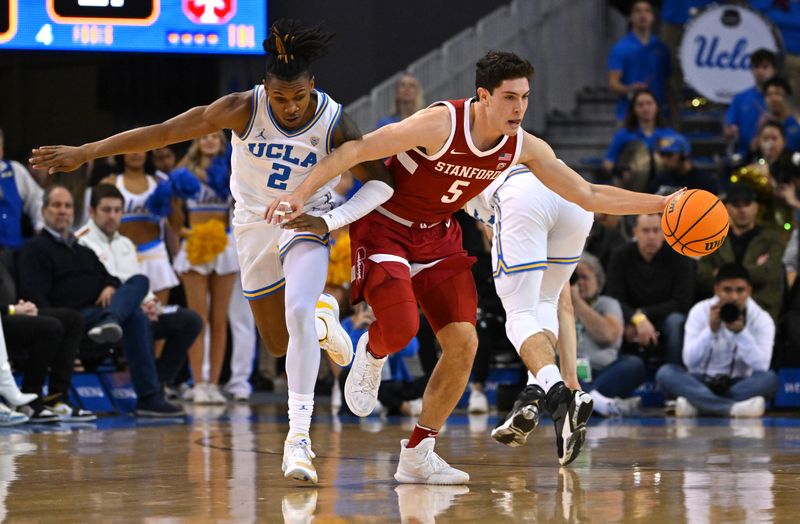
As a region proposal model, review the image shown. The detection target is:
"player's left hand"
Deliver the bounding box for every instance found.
[282,214,329,235]
[660,187,687,210]
[265,194,306,225]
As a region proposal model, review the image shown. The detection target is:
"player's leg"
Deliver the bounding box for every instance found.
[345,260,419,417]
[393,269,476,485]
[207,271,237,402]
[248,291,289,357]
[279,240,331,484]
[179,271,210,401]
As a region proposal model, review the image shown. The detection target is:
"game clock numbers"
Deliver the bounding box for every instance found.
[0,0,266,54]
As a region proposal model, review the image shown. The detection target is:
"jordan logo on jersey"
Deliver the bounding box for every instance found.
[247,143,318,167]
[256,128,267,140]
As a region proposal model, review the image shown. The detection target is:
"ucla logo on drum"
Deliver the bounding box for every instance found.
[679,5,782,103]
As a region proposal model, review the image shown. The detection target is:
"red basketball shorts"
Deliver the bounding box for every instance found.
[350,211,478,333]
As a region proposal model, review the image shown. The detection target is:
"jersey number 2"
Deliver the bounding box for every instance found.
[441,180,470,204]
[267,163,291,190]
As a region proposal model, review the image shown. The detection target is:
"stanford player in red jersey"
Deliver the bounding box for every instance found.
[267,51,681,484]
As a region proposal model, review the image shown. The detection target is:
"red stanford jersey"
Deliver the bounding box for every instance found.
[381,98,522,224]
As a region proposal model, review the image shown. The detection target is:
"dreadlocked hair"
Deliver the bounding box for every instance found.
[263,19,334,81]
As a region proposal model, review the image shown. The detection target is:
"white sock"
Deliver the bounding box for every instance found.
[536,364,563,394]
[527,371,541,387]
[589,389,613,417]
[315,317,327,342]
[288,391,315,440]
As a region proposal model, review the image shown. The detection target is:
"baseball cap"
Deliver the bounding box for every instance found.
[657,134,691,156]
[723,184,757,204]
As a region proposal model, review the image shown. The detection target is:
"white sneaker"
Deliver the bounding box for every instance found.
[317,293,354,367]
[675,396,698,417]
[467,387,489,414]
[0,403,28,426]
[192,384,211,404]
[344,333,385,417]
[394,438,470,485]
[406,398,423,417]
[282,436,318,484]
[395,484,469,523]
[282,490,318,524]
[730,396,766,418]
[609,396,641,417]
[205,384,227,405]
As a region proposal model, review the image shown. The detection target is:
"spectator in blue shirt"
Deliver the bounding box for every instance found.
[761,76,800,153]
[608,0,671,121]
[604,89,679,190]
[724,49,778,158]
[649,133,720,195]
[752,0,800,108]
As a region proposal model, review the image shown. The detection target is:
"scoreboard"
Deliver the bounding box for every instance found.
[0,1,266,54]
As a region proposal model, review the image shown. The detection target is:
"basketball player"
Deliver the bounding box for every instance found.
[268,51,680,482]
[465,164,593,451]
[30,20,394,485]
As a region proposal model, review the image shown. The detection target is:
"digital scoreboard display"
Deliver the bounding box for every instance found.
[0,1,266,54]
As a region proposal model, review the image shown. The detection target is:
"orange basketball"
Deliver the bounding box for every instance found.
[661,189,729,257]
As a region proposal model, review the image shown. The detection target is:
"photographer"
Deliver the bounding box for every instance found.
[656,264,778,417]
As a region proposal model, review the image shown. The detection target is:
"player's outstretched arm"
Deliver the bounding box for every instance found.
[266,105,451,223]
[30,92,251,174]
[520,133,681,215]
[281,111,395,234]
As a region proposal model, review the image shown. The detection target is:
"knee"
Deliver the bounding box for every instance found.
[663,313,686,331]
[655,363,683,386]
[620,354,647,382]
[373,309,419,352]
[440,325,478,367]
[284,300,315,333]
[754,370,780,395]
[181,308,203,338]
[127,274,151,296]
[37,317,64,344]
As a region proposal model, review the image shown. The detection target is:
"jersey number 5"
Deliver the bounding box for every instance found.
[441,180,470,204]
[267,163,291,190]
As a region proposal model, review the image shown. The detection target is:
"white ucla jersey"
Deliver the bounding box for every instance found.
[231,85,343,217]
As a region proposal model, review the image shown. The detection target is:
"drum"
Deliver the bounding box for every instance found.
[680,4,783,104]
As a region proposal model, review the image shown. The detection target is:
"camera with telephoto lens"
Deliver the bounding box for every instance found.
[719,302,743,324]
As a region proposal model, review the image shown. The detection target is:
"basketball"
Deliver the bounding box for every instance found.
[662,189,729,256]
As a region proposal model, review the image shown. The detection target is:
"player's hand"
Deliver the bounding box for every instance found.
[265,194,306,225]
[30,145,89,174]
[660,187,687,210]
[282,214,329,235]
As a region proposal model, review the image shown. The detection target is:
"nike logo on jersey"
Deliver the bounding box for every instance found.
[450,149,467,155]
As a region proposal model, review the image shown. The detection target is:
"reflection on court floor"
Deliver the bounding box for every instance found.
[1,402,800,522]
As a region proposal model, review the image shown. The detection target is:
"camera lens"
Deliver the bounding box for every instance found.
[719,303,741,323]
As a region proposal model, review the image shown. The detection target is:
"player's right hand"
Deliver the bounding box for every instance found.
[265,194,306,224]
[30,145,88,174]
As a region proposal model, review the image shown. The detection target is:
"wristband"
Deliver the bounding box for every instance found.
[631,312,647,326]
[8,305,15,315]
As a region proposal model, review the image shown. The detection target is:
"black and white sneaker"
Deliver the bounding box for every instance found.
[491,384,545,447]
[18,403,60,423]
[546,382,593,466]
[48,401,97,422]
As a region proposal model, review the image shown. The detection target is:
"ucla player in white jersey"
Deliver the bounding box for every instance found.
[466,163,595,461]
[30,20,395,484]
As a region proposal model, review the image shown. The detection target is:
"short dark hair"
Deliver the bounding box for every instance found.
[715,263,751,284]
[90,183,124,209]
[759,120,785,138]
[630,0,654,14]
[263,19,334,82]
[763,75,792,96]
[750,48,777,68]
[42,184,71,208]
[475,51,534,94]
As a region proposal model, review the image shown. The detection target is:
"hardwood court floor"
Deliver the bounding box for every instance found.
[2,402,800,523]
